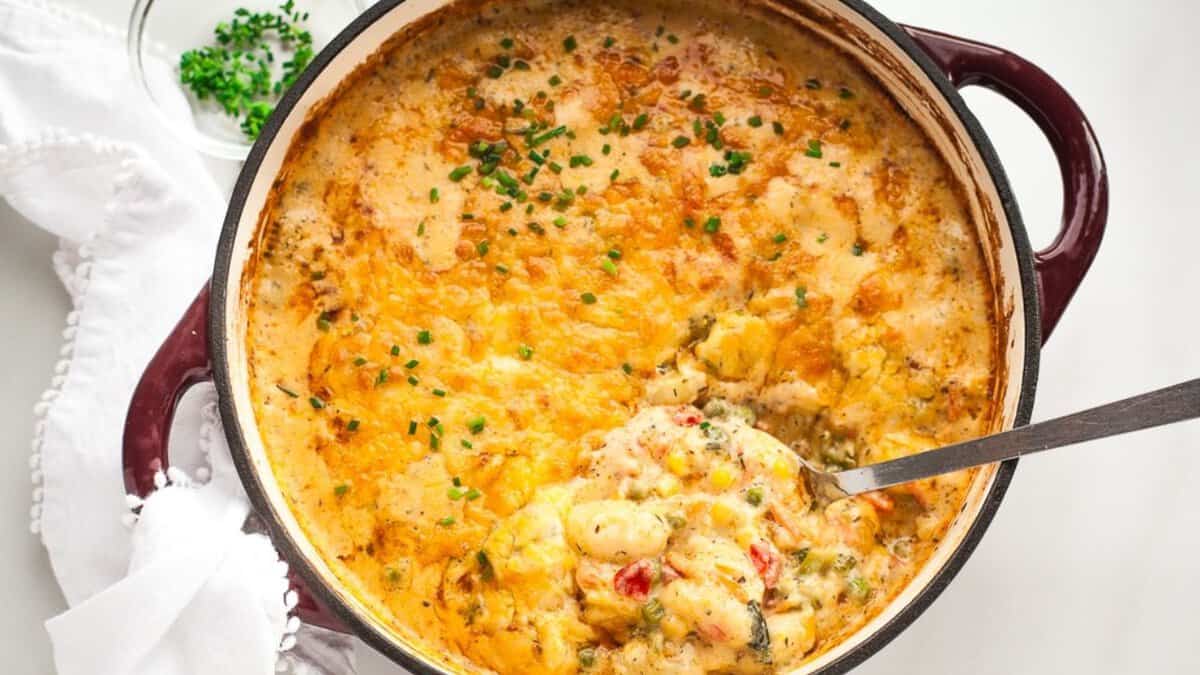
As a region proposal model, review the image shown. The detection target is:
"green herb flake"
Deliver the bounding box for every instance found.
[468,415,487,434]
[334,484,350,497]
[375,368,389,387]
[476,550,495,581]
[407,375,420,386]
[461,439,474,449]
[672,135,691,148]
[448,486,467,500]
[580,292,598,304]
[703,216,721,233]
[804,139,823,159]
[437,516,456,527]
[747,115,763,128]
[477,240,490,257]
[563,35,577,52]
[549,74,563,87]
[601,259,618,276]
[667,34,679,44]
[518,344,534,360]
[405,359,420,369]
[449,165,473,181]
[602,143,612,156]
[817,232,829,244]
[829,161,841,168]
[604,36,616,48]
[795,286,808,308]
[500,37,514,49]
[433,388,447,397]
[276,384,299,398]
[838,86,854,99]
[773,233,787,244]
[746,486,764,506]
[309,396,325,410]
[622,362,633,375]
[408,420,418,435]
[353,357,367,367]
[610,168,620,182]
[632,112,649,130]
[347,419,361,432]
[417,330,433,345]
[429,187,440,203]
[772,120,784,135]
[465,487,483,501]
[390,345,401,357]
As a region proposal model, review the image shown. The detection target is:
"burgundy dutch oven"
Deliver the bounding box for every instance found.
[123,0,1107,672]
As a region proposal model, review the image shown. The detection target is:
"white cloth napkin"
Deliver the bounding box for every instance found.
[0,1,355,673]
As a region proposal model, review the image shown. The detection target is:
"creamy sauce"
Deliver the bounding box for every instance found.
[243,0,998,672]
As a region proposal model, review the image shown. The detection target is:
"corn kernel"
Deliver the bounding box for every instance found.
[772,457,796,480]
[666,450,689,476]
[710,463,738,489]
[710,500,737,527]
[661,615,688,640]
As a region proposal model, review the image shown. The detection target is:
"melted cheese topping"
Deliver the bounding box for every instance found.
[244,0,998,672]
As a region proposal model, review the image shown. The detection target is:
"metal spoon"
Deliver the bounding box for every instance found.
[801,378,1200,506]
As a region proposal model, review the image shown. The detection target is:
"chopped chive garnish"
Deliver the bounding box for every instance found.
[353,357,367,366]
[538,191,554,202]
[622,362,633,374]
[703,216,720,233]
[461,439,474,449]
[462,213,475,221]
[709,164,727,178]
[667,34,679,44]
[748,115,763,127]
[428,417,440,428]
[530,125,567,147]
[563,35,577,52]
[758,85,773,97]
[804,139,823,158]
[486,64,504,79]
[500,37,514,49]
[633,112,649,130]
[477,240,490,257]
[817,232,829,243]
[430,434,440,450]
[407,375,420,385]
[347,419,360,432]
[829,161,841,168]
[437,516,456,527]
[553,216,567,228]
[683,216,695,228]
[334,484,349,497]
[528,150,545,165]
[795,286,808,308]
[316,317,331,331]
[679,89,692,99]
[495,264,509,274]
[610,169,620,181]
[607,249,622,260]
[518,344,534,359]
[391,345,400,356]
[309,396,325,409]
[548,161,563,174]
[773,233,787,244]
[580,292,597,304]
[417,330,433,344]
[449,165,472,181]
[417,220,426,236]
[405,359,419,369]
[310,270,326,281]
[453,476,462,487]
[772,121,784,135]
[838,86,854,99]
[604,36,616,48]
[672,135,690,148]
[468,416,487,434]
[408,420,418,435]
[465,487,483,501]
[376,368,389,386]
[549,74,562,87]
[569,154,593,167]
[276,384,299,398]
[429,187,439,203]
[433,388,447,397]
[448,486,467,500]
[602,143,612,156]
[500,201,513,212]
[528,221,546,235]
[601,259,618,276]
[513,60,529,70]
[713,111,726,125]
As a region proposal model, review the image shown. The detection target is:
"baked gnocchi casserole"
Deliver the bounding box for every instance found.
[244,0,1000,671]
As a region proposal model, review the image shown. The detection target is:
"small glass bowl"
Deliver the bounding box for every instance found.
[127,0,371,160]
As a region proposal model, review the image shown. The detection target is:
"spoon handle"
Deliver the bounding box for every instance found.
[832,378,1200,495]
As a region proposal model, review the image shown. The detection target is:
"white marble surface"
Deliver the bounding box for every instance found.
[3,0,1199,672]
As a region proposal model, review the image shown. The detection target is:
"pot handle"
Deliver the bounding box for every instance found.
[901,26,1108,343]
[121,284,344,631]
[123,286,213,498]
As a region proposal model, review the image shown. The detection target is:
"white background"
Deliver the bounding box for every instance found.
[3,0,1199,673]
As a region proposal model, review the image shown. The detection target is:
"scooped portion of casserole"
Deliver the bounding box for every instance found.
[243,0,1000,672]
